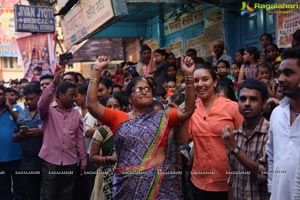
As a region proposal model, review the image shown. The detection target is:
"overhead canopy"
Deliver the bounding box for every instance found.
[61,0,271,63]
[68,38,124,63]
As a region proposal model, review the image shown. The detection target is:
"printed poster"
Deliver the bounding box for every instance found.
[187,35,207,58]
[169,41,183,58]
[16,34,55,80]
[276,8,300,48]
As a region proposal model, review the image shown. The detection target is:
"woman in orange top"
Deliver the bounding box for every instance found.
[188,65,243,200]
[87,56,196,199]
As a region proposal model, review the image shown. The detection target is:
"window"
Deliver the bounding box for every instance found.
[3,58,8,68]
[9,58,14,68]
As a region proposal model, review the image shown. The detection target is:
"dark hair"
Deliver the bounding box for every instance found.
[0,85,6,93]
[125,76,153,96]
[195,65,217,81]
[169,92,185,106]
[55,82,76,99]
[266,43,279,52]
[292,29,300,40]
[99,78,113,89]
[6,88,19,96]
[75,72,86,83]
[168,52,175,58]
[257,62,272,76]
[108,91,129,109]
[281,47,300,67]
[123,70,139,80]
[63,71,79,83]
[140,44,151,53]
[217,60,230,70]
[76,83,89,95]
[166,64,177,74]
[236,48,245,56]
[40,74,54,82]
[238,78,268,102]
[33,66,42,72]
[11,80,19,85]
[20,78,29,84]
[23,82,42,96]
[216,78,237,101]
[112,83,122,91]
[260,33,273,43]
[245,46,260,60]
[186,48,197,55]
[231,62,241,68]
[151,98,164,109]
[154,49,167,57]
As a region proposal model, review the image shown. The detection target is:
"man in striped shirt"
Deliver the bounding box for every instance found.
[222,78,269,200]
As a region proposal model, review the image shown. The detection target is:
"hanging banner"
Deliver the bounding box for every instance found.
[164,5,203,35]
[16,34,55,80]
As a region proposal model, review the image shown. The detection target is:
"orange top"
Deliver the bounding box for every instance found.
[102,108,180,147]
[166,90,175,97]
[188,97,243,192]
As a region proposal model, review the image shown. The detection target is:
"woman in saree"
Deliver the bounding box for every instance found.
[87,56,195,199]
[90,92,127,200]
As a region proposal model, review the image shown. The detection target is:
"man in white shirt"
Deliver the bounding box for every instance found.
[266,47,300,200]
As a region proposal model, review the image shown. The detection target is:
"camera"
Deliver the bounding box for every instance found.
[59,53,73,62]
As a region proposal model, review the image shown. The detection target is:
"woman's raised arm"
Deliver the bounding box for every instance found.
[87,56,110,120]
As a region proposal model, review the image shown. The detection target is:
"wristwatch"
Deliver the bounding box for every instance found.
[12,108,17,112]
[230,146,241,155]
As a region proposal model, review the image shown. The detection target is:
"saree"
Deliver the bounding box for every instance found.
[91,125,116,200]
[113,109,182,200]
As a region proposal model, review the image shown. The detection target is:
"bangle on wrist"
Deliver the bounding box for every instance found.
[89,78,99,83]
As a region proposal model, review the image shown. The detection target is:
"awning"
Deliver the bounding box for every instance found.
[67,38,124,63]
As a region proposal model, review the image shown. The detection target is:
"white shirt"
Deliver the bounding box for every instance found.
[266,97,300,200]
[212,53,233,67]
[76,107,98,154]
[293,159,300,200]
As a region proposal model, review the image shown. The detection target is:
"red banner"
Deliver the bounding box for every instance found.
[16,34,56,80]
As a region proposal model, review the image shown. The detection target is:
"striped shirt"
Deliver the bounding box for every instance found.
[228,117,269,200]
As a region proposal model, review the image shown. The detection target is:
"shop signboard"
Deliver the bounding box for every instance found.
[14,5,55,33]
[61,0,121,49]
[57,0,69,11]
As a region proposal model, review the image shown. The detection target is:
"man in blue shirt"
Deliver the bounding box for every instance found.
[0,85,23,200]
[13,82,43,200]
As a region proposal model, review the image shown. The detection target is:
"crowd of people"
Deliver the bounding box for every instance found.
[0,29,300,200]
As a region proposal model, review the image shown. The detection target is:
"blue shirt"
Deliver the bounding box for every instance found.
[0,105,22,162]
[16,108,43,170]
